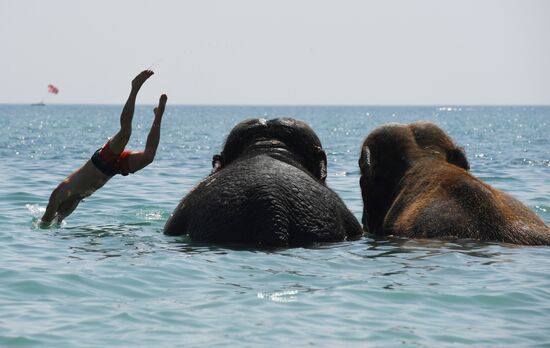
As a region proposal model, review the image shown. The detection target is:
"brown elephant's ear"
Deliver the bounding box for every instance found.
[211,153,224,174]
[358,145,371,176]
[316,147,327,183]
[447,147,469,170]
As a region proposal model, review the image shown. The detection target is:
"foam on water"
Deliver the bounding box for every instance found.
[25,203,45,218]
[1,105,549,347]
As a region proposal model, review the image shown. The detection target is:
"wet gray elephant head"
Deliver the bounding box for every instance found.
[164,116,363,246]
[211,117,328,183]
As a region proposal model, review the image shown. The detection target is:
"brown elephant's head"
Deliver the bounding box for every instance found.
[212,117,328,183]
[358,121,469,233]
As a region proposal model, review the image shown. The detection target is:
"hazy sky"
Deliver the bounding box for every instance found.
[1,0,549,105]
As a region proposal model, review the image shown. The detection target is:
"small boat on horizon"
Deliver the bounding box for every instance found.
[31,84,59,106]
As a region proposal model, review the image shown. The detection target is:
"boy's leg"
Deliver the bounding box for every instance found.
[127,94,168,173]
[109,70,154,154]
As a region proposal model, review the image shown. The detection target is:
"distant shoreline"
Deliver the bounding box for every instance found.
[1,103,550,107]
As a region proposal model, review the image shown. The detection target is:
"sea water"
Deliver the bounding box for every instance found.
[0,105,549,347]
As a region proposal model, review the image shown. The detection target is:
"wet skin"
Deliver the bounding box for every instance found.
[164,117,363,247]
[358,121,550,245]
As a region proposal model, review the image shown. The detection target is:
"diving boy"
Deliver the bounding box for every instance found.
[41,70,167,225]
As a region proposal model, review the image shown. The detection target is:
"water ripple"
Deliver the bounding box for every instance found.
[0,105,549,347]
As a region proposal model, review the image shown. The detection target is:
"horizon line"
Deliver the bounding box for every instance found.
[1,102,550,107]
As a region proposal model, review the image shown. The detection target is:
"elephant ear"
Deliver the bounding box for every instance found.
[446,147,469,170]
[211,153,224,174]
[316,147,327,183]
[358,145,371,178]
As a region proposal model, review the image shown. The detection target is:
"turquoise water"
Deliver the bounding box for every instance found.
[1,105,549,347]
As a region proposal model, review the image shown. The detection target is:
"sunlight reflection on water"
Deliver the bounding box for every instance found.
[1,105,549,347]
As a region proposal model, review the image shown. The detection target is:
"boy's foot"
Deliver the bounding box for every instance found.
[154,94,168,117]
[132,70,154,89]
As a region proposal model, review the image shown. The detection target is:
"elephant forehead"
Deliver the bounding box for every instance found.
[226,117,321,150]
[270,117,317,134]
[409,122,456,150]
[367,121,455,150]
[365,124,413,149]
[271,117,297,127]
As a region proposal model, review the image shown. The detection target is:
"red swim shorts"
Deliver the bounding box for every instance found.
[91,140,136,176]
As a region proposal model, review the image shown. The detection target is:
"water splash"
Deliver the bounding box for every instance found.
[136,210,164,221]
[26,203,66,229]
[26,203,45,218]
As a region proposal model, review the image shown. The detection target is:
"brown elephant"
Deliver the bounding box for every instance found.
[358,121,550,245]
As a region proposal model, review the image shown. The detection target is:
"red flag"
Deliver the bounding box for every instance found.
[48,84,59,95]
